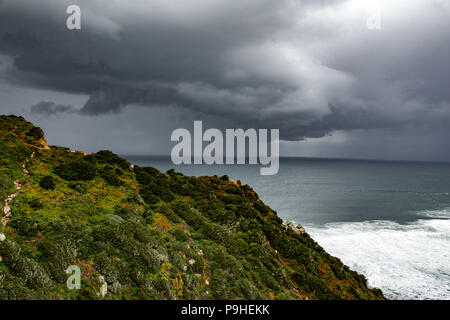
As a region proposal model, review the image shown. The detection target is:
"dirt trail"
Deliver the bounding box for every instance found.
[0,151,34,242]
[9,125,19,140]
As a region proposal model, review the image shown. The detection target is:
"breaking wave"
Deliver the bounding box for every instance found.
[306,210,450,300]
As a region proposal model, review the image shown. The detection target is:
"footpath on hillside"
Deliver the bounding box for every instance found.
[0,152,35,243]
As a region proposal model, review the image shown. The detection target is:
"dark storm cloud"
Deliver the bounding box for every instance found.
[31,101,77,116]
[0,0,449,141]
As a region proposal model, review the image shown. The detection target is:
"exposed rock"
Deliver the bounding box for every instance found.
[38,138,50,150]
[296,224,306,234]
[282,220,306,235]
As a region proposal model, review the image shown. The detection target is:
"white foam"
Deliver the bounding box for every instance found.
[306,215,450,300]
[417,208,450,219]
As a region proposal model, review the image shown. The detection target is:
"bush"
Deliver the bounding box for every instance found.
[0,240,53,288]
[171,201,204,229]
[199,222,228,243]
[68,182,87,193]
[94,150,130,170]
[26,127,44,140]
[39,175,55,190]
[29,198,44,209]
[135,166,175,204]
[54,161,97,181]
[36,238,78,282]
[9,217,40,237]
[105,214,125,225]
[159,204,180,223]
[145,214,155,225]
[170,229,189,242]
[100,167,123,186]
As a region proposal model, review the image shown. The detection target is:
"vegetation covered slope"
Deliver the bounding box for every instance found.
[0,115,384,300]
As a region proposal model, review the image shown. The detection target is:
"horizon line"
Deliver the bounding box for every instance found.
[120,154,450,165]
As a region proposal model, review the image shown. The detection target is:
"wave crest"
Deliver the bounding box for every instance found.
[307,215,450,300]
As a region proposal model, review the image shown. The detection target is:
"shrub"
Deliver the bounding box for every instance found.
[68,182,87,193]
[135,166,175,204]
[145,214,155,225]
[26,127,44,140]
[232,279,262,299]
[54,161,97,181]
[105,214,125,225]
[115,206,132,219]
[94,150,130,170]
[210,270,233,299]
[171,201,204,229]
[29,198,44,209]
[199,222,228,243]
[94,252,120,284]
[100,167,122,186]
[170,229,189,242]
[9,217,40,237]
[0,272,33,299]
[225,185,243,196]
[39,175,55,190]
[159,204,180,223]
[0,240,53,288]
[142,193,159,205]
[36,238,78,282]
[253,201,269,215]
[127,193,146,205]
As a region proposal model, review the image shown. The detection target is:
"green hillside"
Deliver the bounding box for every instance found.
[0,115,384,300]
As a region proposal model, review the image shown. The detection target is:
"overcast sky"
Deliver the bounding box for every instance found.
[0,0,449,161]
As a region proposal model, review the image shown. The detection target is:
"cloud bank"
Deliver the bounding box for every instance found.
[0,0,449,145]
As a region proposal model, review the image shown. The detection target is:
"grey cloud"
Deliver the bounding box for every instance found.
[31,101,77,116]
[0,0,449,143]
[80,84,185,115]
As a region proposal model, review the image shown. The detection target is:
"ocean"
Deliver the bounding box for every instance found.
[125,156,450,300]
